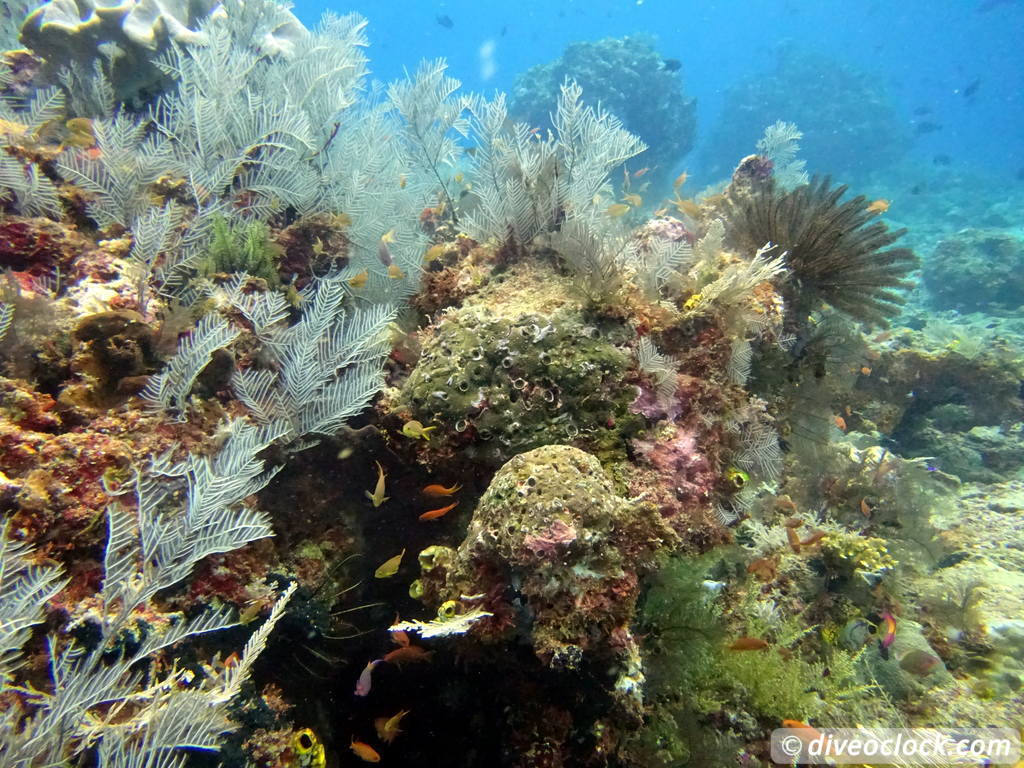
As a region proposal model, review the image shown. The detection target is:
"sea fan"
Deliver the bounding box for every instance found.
[727,176,918,327]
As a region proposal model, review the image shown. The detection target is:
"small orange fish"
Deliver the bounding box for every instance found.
[781,720,825,757]
[419,501,458,521]
[860,498,872,518]
[391,615,410,648]
[866,198,890,214]
[632,167,650,178]
[422,483,462,496]
[833,415,847,431]
[348,269,368,288]
[775,496,798,513]
[349,738,381,763]
[728,636,769,651]
[800,530,827,547]
[673,171,688,189]
[873,330,893,343]
[223,652,240,669]
[388,263,405,279]
[622,193,642,207]
[746,557,777,582]
[374,709,410,745]
[382,645,434,666]
[860,366,872,376]
[605,203,630,218]
[785,526,802,554]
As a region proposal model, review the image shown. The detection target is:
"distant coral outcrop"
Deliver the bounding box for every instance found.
[510,35,696,193]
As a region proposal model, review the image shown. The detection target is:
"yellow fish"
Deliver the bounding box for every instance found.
[425,243,446,262]
[605,203,630,218]
[374,548,405,578]
[381,229,396,244]
[454,172,463,183]
[388,264,405,279]
[348,269,368,288]
[673,197,702,218]
[64,117,95,148]
[866,198,890,214]
[402,420,437,440]
[374,709,410,744]
[622,193,642,207]
[365,461,389,507]
[311,237,326,255]
[673,171,688,190]
[399,174,407,188]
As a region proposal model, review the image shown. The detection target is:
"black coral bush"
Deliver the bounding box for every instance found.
[727,176,918,327]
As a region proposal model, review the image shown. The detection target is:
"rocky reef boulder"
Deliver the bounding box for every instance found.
[416,445,671,719]
[923,229,1024,313]
[398,261,642,467]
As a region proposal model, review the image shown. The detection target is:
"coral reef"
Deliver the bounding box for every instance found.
[510,35,696,193]
[0,1,1018,765]
[923,228,1024,313]
[699,45,909,181]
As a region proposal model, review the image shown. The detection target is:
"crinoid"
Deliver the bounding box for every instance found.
[727,176,918,328]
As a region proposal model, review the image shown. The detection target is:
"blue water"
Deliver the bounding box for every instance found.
[293,0,1024,182]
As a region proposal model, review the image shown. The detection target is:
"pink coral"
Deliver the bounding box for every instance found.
[523,518,577,559]
[636,215,694,245]
[633,424,714,501]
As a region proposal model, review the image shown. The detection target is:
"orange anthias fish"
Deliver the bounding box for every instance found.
[866,198,890,214]
[800,530,827,547]
[350,738,381,763]
[422,483,462,497]
[419,501,458,521]
[673,171,688,189]
[632,167,651,178]
[746,557,777,582]
[382,645,434,666]
[785,526,803,554]
[374,710,410,745]
[728,636,769,651]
